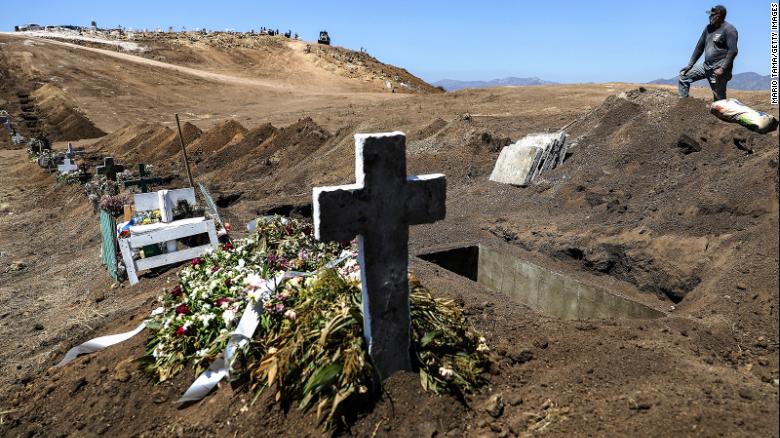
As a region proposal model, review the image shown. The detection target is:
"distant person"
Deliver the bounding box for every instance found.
[678,5,738,101]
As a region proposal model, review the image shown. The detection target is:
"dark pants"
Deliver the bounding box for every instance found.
[678,64,729,101]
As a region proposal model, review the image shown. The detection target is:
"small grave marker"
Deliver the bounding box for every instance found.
[313,132,446,378]
[123,164,164,193]
[11,132,25,145]
[64,142,85,159]
[96,157,125,181]
[57,158,78,174]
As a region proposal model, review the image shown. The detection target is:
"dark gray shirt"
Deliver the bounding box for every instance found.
[689,21,739,72]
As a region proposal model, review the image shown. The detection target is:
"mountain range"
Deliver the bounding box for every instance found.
[432,77,556,91]
[433,72,771,91]
[647,72,771,91]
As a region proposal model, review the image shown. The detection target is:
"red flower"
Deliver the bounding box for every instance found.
[267,254,277,266]
[191,258,203,266]
[216,297,232,307]
[170,286,183,297]
[175,326,189,337]
[278,258,290,270]
[224,278,233,287]
[211,265,221,273]
[302,225,313,236]
[284,224,295,236]
[222,242,234,251]
[175,304,189,315]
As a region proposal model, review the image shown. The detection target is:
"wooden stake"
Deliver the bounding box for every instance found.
[175,113,195,188]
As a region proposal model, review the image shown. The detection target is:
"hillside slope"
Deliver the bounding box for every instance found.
[0,32,435,134]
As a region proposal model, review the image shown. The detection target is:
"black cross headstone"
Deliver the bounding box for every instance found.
[313,132,447,379]
[96,157,125,181]
[123,163,164,193]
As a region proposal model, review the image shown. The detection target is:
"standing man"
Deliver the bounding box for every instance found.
[678,5,738,101]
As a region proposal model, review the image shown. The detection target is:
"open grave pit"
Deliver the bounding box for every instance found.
[417,242,667,320]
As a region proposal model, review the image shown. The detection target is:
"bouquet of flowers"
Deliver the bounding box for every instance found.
[99,195,126,218]
[85,177,121,213]
[142,216,489,429]
[143,217,344,381]
[55,171,82,185]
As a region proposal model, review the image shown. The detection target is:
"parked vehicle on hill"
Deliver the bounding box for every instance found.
[318,31,330,45]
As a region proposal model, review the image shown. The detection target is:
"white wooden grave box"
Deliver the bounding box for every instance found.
[119,188,219,285]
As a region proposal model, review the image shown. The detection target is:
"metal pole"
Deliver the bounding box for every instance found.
[175,113,195,187]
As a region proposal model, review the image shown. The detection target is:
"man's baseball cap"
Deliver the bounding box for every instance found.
[707,5,727,16]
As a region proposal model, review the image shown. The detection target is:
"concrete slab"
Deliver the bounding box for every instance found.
[489,132,567,187]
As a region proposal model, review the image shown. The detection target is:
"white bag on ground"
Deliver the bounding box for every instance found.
[710,99,778,134]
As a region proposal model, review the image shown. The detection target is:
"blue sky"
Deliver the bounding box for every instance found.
[2,1,773,83]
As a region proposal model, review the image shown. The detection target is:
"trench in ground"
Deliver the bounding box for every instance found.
[418,245,665,320]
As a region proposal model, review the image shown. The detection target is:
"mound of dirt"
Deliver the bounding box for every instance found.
[215,117,332,185]
[148,121,203,162]
[187,119,248,163]
[31,84,105,140]
[411,117,447,140]
[91,123,173,161]
[498,87,778,306]
[197,122,277,173]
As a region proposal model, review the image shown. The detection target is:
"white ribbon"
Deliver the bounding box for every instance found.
[177,272,289,404]
[57,307,164,367]
[175,356,228,404]
[177,255,350,404]
[55,254,353,403]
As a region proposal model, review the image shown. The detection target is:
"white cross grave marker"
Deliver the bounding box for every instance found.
[313,132,446,378]
[57,158,78,174]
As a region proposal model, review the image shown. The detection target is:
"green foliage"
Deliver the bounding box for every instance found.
[141,217,343,382]
[142,216,491,430]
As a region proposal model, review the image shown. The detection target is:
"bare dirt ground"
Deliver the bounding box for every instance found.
[0,31,778,437]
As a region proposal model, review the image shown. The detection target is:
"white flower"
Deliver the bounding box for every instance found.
[245,273,264,289]
[284,309,297,320]
[196,348,210,357]
[198,313,216,328]
[438,366,454,378]
[347,270,361,283]
[247,288,262,302]
[238,259,246,269]
[222,309,236,325]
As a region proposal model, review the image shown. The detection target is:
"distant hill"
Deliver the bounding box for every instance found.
[648,72,770,90]
[433,76,556,91]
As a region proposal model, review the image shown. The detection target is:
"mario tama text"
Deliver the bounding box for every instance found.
[772,3,779,104]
